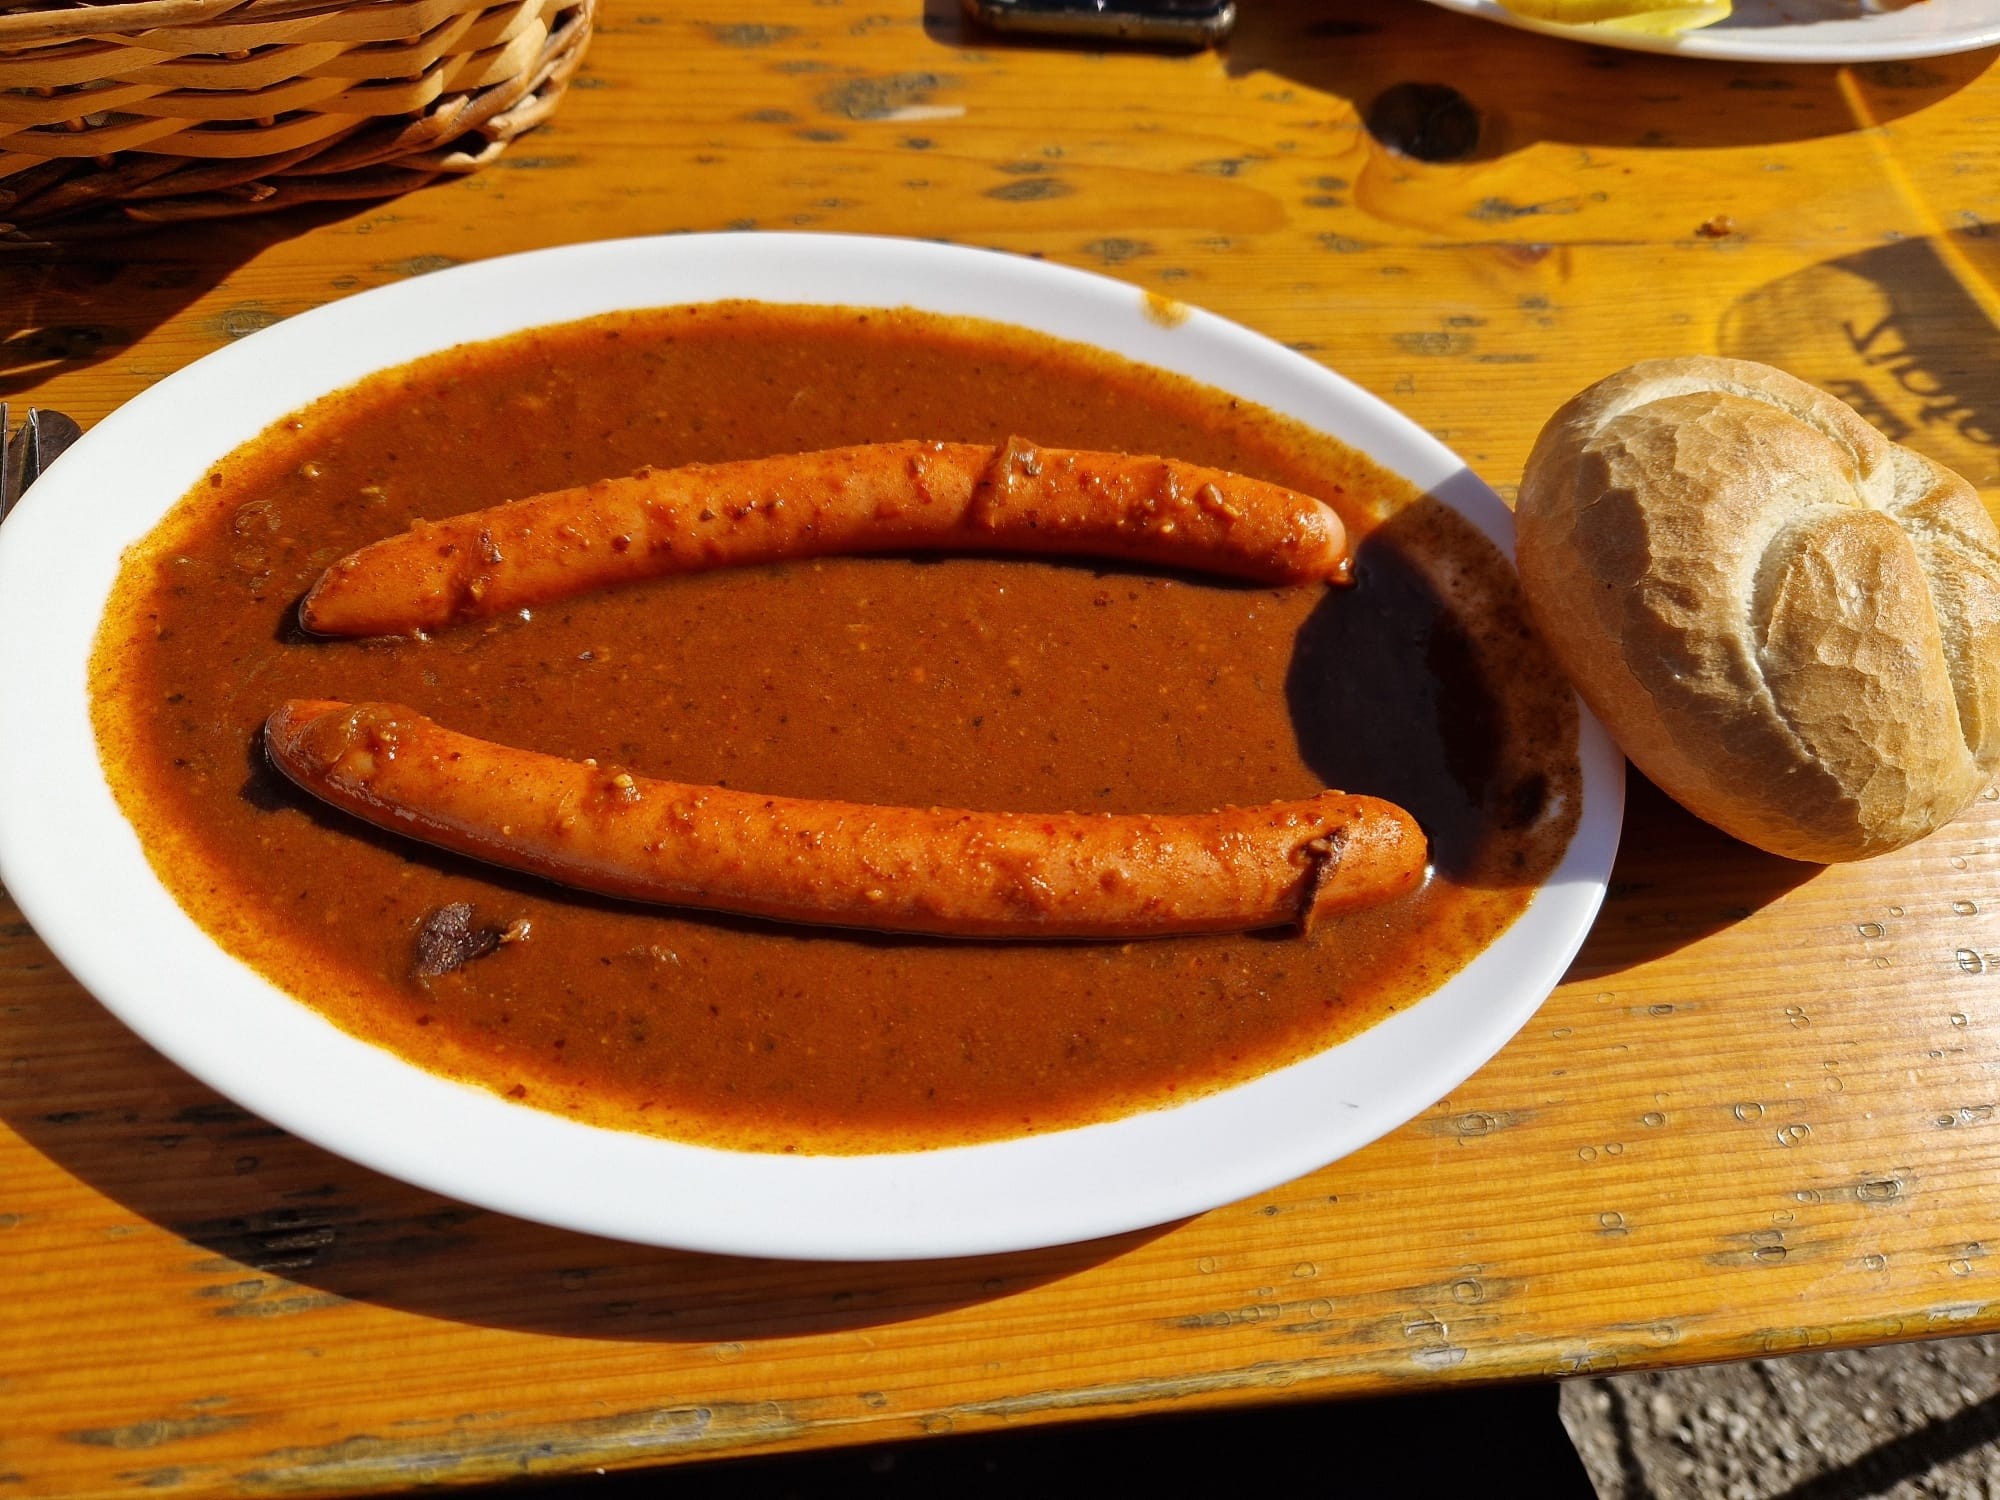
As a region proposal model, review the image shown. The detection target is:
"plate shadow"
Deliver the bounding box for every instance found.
[0,903,1164,1344]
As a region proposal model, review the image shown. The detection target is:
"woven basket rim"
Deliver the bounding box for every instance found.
[0,0,424,46]
[0,0,591,235]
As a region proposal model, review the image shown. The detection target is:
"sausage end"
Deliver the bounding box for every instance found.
[265,698,414,790]
[1299,798,1429,930]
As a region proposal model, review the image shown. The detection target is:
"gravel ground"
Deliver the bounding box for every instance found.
[1561,1336,2000,1499]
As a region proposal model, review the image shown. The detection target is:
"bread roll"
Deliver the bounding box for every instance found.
[1516,355,2000,862]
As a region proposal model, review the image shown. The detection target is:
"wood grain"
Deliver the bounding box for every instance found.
[5,0,2000,1493]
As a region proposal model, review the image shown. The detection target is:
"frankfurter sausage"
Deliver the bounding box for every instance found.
[263,700,1427,939]
[297,438,1351,637]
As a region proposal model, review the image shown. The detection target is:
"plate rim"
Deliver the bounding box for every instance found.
[0,232,1624,1260]
[1417,0,2000,61]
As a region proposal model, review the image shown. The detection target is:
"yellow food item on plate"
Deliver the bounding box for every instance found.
[1496,0,1732,34]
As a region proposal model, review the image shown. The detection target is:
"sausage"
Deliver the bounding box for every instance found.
[297,438,1352,637]
[263,700,1428,939]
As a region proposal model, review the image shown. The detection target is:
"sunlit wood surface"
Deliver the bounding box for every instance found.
[6,0,2000,1493]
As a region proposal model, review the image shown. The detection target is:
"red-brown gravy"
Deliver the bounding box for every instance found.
[90,304,1579,1153]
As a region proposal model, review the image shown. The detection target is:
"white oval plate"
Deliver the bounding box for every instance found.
[1420,0,2000,61]
[0,234,1622,1261]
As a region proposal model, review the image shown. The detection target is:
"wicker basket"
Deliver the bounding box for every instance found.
[0,0,594,235]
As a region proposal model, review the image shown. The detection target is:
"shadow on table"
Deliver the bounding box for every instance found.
[0,201,392,402]
[1566,773,1819,980]
[928,0,1995,155]
[0,943,1165,1342]
[1719,226,2000,489]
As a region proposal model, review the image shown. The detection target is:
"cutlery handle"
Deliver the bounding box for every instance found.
[0,407,83,522]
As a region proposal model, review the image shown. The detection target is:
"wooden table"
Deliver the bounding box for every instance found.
[7,1,2000,1492]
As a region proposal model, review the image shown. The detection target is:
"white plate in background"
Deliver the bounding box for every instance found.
[1420,0,2000,62]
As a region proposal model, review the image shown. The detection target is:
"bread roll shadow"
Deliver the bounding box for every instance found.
[1570,773,1819,980]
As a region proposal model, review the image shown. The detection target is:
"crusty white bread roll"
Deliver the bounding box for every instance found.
[1516,355,2000,862]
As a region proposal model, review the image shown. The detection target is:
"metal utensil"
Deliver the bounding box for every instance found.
[0,405,83,523]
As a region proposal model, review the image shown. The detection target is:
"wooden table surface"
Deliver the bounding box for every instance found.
[7,0,2000,1493]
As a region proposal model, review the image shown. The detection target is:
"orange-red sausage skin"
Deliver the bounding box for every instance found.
[297,439,1352,638]
[263,701,1427,940]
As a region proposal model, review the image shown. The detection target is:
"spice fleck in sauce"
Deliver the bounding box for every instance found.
[91,304,1579,1153]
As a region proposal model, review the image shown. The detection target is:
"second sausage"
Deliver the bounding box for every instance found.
[264,700,1428,940]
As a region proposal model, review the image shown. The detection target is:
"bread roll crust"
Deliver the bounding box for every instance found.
[1516,355,2000,862]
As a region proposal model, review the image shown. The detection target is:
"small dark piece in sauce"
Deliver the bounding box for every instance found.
[412,903,526,979]
[91,304,1580,1154]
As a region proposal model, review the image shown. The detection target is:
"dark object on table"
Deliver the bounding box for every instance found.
[961,0,1236,47]
[0,405,81,523]
[1366,82,1484,163]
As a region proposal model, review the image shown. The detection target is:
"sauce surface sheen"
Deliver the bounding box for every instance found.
[91,303,1580,1152]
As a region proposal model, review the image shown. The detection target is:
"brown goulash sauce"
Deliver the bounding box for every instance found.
[92,304,1580,1153]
